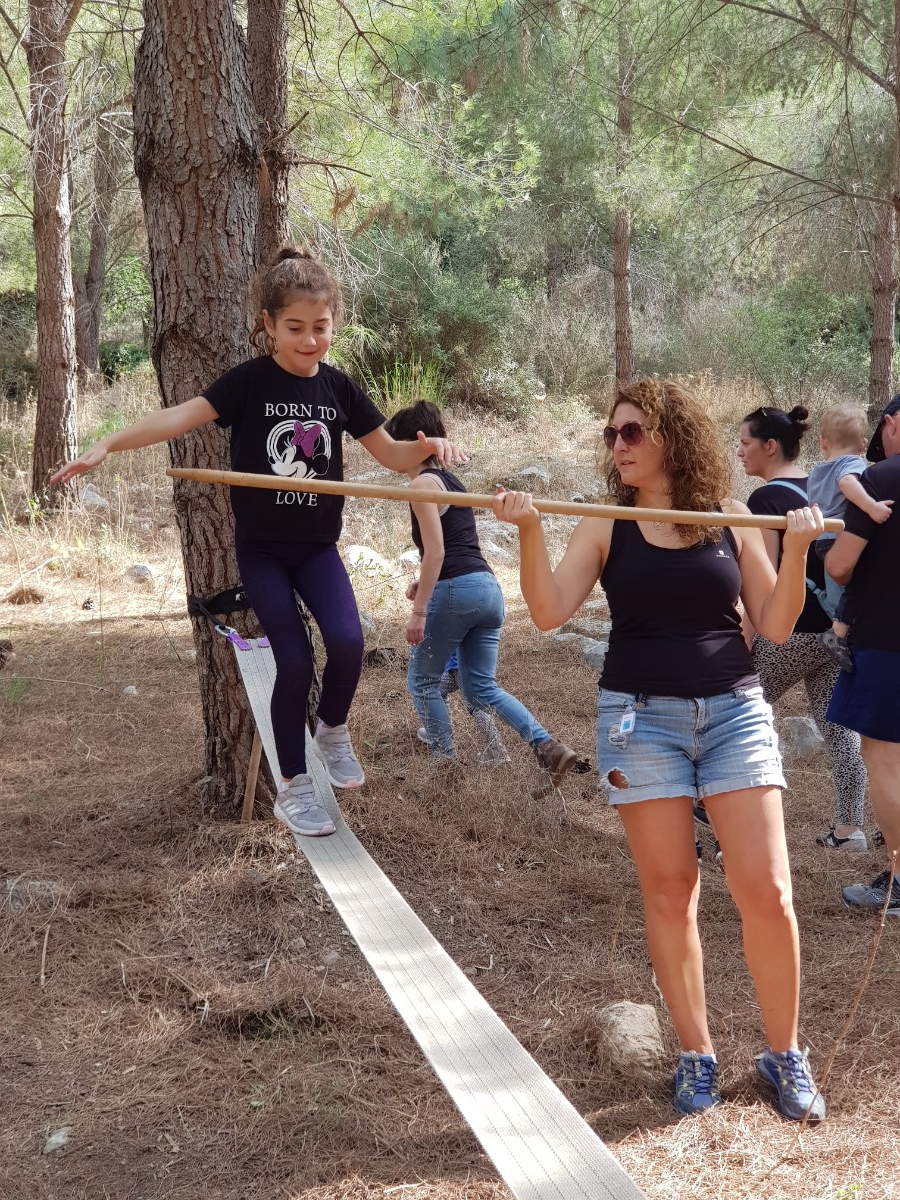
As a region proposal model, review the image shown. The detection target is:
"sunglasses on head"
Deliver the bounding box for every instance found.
[602,420,646,450]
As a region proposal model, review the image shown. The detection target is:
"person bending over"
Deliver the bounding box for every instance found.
[385,401,576,787]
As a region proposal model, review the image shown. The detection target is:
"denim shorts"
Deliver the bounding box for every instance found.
[827,647,900,743]
[597,686,785,805]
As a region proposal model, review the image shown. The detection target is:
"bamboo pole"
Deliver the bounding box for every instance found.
[166,467,844,533]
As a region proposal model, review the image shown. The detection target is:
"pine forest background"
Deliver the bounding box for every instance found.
[2,0,900,438]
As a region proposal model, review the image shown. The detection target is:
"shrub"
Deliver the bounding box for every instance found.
[365,357,446,417]
[99,341,150,382]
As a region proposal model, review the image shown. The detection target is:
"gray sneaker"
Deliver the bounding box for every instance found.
[842,870,900,915]
[313,722,365,788]
[273,774,336,837]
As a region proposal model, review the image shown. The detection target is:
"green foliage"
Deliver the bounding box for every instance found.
[79,407,133,454]
[98,341,150,383]
[2,678,30,704]
[103,256,153,331]
[365,356,446,417]
[718,278,872,404]
[0,288,36,395]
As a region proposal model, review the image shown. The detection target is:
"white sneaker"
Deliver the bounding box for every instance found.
[815,827,868,852]
[313,722,365,788]
[274,774,336,837]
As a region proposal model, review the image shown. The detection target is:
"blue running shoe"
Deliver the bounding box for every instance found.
[673,1052,721,1115]
[756,1047,826,1121]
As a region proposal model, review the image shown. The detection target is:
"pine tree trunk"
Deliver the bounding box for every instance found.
[134,0,261,813]
[248,0,291,267]
[246,0,321,734]
[75,113,126,381]
[613,6,634,387]
[869,202,897,419]
[26,0,80,500]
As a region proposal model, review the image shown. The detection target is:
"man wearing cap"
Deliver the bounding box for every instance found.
[825,396,900,915]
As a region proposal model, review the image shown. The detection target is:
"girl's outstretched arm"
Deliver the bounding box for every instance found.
[493,489,606,630]
[51,396,219,484]
[358,426,466,472]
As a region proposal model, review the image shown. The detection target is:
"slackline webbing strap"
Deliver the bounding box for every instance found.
[232,637,646,1200]
[188,586,257,650]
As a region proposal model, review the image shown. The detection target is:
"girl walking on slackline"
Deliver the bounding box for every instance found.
[493,378,828,1123]
[383,401,577,784]
[52,246,464,839]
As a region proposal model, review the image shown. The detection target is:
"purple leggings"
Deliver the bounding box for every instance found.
[235,538,364,778]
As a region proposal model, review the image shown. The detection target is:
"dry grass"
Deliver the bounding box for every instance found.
[1,376,898,1200]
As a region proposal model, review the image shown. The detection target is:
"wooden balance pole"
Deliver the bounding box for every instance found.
[166,467,844,533]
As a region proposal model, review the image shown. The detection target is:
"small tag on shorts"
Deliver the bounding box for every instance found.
[618,711,636,736]
[608,708,636,749]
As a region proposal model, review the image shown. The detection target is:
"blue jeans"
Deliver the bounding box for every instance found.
[408,571,550,756]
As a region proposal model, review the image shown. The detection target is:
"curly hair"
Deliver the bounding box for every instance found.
[603,378,732,545]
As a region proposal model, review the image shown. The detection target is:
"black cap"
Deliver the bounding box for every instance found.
[866,395,900,462]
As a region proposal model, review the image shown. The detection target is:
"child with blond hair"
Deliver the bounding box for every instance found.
[808,403,894,672]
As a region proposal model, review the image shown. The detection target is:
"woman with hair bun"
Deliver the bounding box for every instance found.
[52,246,465,838]
[737,405,868,852]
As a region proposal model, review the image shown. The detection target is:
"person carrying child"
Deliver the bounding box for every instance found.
[383,401,577,785]
[808,403,894,673]
[51,246,464,838]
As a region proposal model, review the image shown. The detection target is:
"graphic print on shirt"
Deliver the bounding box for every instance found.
[266,419,332,478]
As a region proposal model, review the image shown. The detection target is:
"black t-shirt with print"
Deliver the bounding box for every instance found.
[841,456,900,652]
[746,477,830,634]
[204,356,385,543]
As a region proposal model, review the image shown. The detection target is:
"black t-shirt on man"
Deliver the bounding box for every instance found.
[204,356,384,543]
[746,477,830,634]
[840,456,900,653]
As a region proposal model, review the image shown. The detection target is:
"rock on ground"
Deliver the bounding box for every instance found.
[778,715,826,763]
[551,631,607,671]
[596,1001,665,1078]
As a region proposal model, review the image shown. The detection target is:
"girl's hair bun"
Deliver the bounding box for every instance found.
[275,244,315,264]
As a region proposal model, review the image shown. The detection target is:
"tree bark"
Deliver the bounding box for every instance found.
[246,0,320,734]
[248,0,291,267]
[74,111,128,381]
[134,0,261,812]
[613,5,633,386]
[869,201,896,418]
[25,0,81,499]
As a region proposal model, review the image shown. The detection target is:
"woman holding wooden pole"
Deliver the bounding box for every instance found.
[493,378,828,1123]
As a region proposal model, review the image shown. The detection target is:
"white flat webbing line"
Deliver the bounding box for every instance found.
[233,639,645,1200]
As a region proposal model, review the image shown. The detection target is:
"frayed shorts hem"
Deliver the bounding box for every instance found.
[604,770,786,806]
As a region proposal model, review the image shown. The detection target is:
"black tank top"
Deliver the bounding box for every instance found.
[599,519,758,697]
[409,469,492,581]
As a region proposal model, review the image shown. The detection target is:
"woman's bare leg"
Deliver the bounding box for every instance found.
[703,786,799,1052]
[616,796,712,1052]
